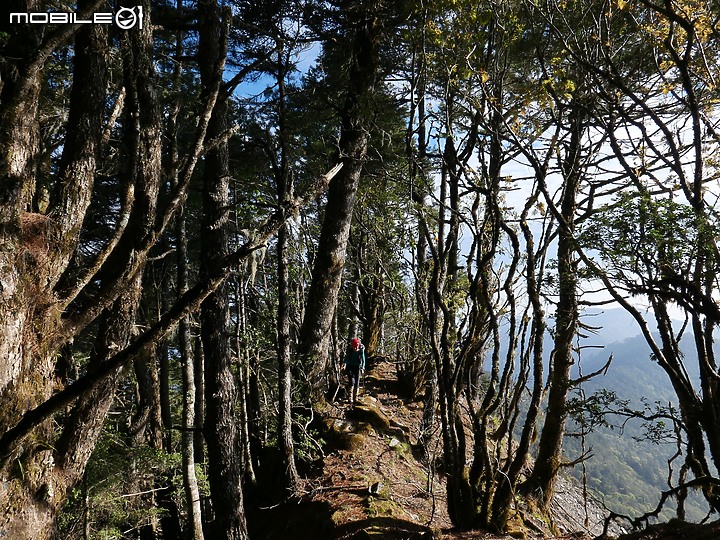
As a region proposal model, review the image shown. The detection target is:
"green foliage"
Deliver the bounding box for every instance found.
[56,421,189,539]
[14,0,720,535]
[294,411,326,464]
[567,388,625,433]
[565,427,705,521]
[579,193,714,283]
[563,336,712,522]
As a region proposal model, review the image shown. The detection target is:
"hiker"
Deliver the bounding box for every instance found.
[343,337,365,405]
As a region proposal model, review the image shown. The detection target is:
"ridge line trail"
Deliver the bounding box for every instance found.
[250,359,577,539]
[303,358,514,539]
[305,359,602,539]
[317,358,451,536]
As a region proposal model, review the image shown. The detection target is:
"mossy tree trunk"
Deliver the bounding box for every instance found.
[275,40,301,493]
[423,134,482,530]
[0,0,165,536]
[298,2,382,396]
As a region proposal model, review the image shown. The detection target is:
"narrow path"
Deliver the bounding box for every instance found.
[249,358,607,539]
[313,358,452,539]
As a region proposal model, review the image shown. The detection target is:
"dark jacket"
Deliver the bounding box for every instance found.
[344,348,365,370]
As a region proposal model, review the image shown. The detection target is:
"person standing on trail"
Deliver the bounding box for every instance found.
[343,337,365,405]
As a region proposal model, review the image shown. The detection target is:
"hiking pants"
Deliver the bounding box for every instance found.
[346,365,361,401]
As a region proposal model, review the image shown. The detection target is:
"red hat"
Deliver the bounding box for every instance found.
[351,338,360,349]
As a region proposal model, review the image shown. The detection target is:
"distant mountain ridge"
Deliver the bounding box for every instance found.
[562,308,709,522]
[578,308,649,345]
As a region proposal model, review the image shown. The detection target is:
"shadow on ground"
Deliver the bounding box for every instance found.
[333,515,434,539]
[247,498,336,540]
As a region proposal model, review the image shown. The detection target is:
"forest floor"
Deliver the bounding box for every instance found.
[248,357,514,539]
[246,359,720,540]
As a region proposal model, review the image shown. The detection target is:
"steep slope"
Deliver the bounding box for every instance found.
[565,331,711,521]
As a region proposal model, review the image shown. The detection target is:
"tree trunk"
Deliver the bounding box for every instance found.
[194,337,206,468]
[277,220,300,492]
[490,193,547,528]
[58,282,143,517]
[523,105,584,506]
[159,327,173,450]
[355,244,385,358]
[350,277,362,340]
[437,136,477,529]
[0,1,163,535]
[130,345,164,450]
[0,0,43,232]
[297,6,381,396]
[275,45,300,493]
[236,318,258,486]
[406,21,435,446]
[178,213,205,540]
[164,0,204,532]
[198,2,248,538]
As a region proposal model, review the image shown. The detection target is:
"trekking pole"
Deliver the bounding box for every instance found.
[331,357,342,402]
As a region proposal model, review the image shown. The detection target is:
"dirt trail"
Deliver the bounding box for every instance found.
[313,359,453,539]
[248,359,473,539]
[248,359,592,540]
